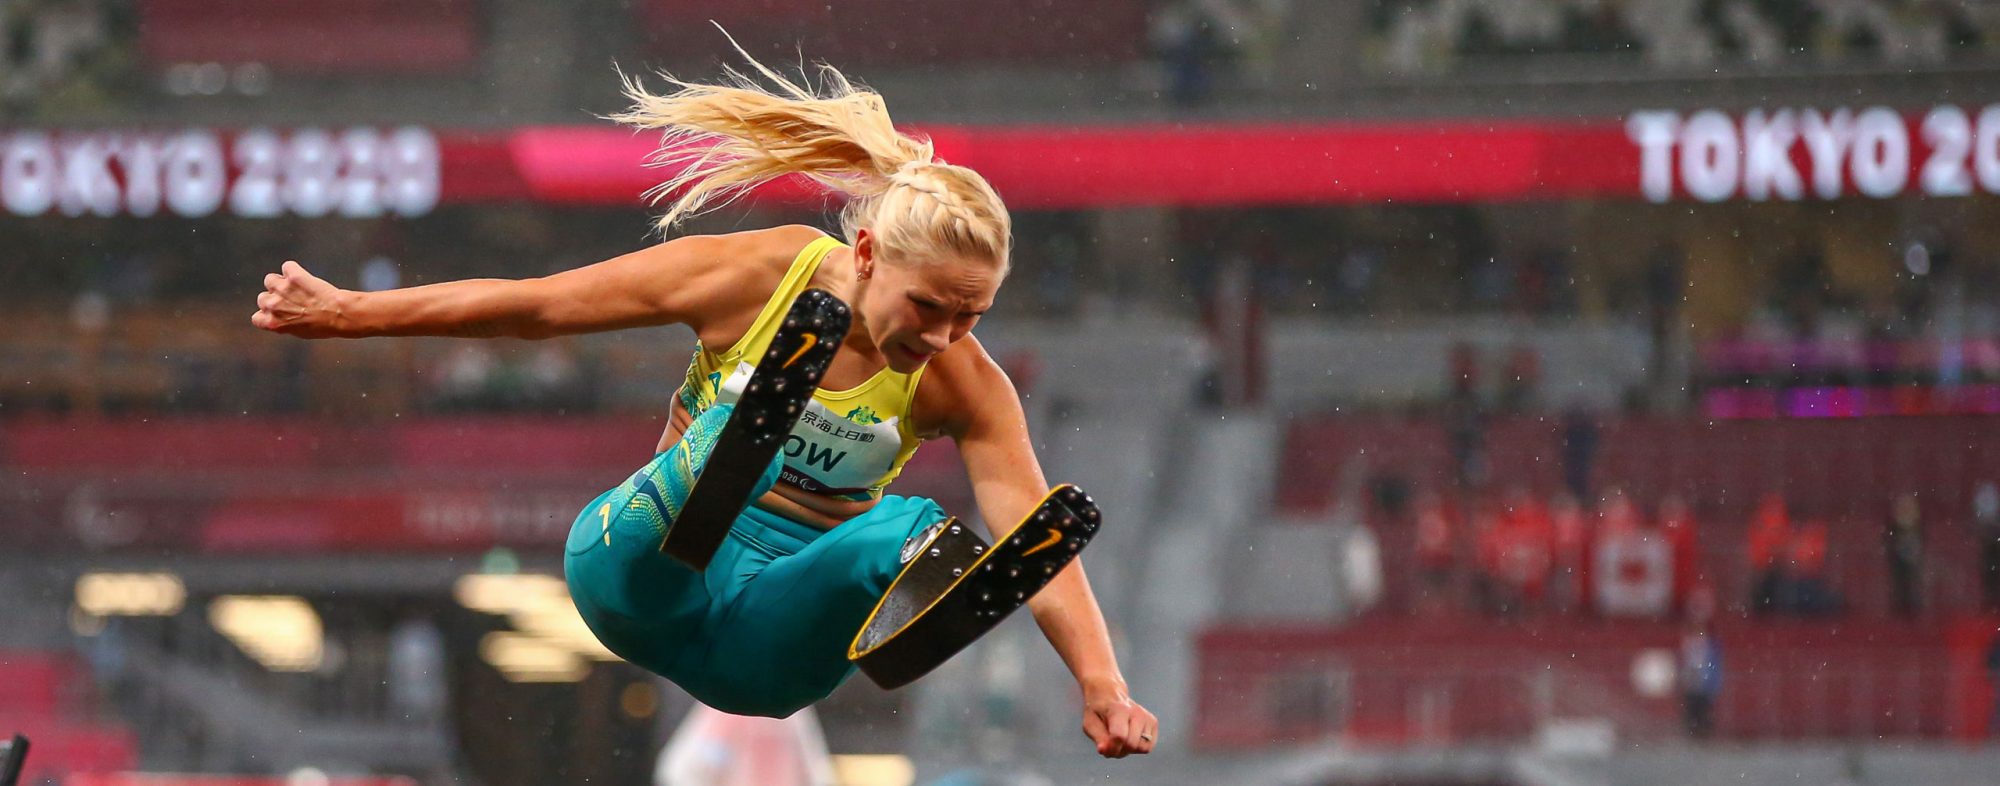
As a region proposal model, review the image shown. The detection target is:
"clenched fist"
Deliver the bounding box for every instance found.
[252,261,350,338]
[1081,678,1158,758]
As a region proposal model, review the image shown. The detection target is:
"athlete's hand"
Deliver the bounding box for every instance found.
[253,261,350,338]
[1081,677,1157,758]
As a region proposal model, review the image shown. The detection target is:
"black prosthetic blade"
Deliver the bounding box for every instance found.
[661,288,850,570]
[0,734,28,786]
[850,484,1102,689]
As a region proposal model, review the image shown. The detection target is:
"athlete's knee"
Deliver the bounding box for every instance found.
[679,402,783,497]
[646,403,785,514]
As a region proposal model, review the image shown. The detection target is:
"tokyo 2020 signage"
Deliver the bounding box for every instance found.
[1630,105,2000,203]
[0,127,440,219]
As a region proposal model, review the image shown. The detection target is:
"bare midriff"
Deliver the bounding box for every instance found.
[659,395,879,531]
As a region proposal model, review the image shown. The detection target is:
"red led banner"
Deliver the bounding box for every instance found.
[5,104,1995,216]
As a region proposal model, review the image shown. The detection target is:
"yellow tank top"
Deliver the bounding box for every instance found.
[676,236,926,501]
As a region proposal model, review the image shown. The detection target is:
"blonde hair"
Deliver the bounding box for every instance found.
[611,44,1012,272]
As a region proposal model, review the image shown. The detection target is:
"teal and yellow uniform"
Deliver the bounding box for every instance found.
[563,237,948,717]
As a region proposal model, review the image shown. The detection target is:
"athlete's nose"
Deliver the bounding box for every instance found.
[920,321,951,350]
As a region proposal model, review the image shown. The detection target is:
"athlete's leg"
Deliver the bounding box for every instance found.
[693,496,947,716]
[563,402,782,674]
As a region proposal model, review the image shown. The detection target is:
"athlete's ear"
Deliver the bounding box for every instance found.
[853,229,875,280]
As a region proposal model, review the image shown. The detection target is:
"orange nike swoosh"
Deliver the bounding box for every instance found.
[1021,527,1063,557]
[782,333,818,369]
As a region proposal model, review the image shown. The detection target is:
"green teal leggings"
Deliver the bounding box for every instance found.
[562,404,946,717]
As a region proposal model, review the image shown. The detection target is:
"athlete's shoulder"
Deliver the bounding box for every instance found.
[635,225,831,343]
[667,224,827,273]
[913,334,1018,438]
[929,333,1001,379]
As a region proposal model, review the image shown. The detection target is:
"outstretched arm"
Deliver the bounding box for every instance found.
[252,232,752,340]
[930,338,1158,758]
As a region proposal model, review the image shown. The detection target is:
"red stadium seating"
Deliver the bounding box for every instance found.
[1278,414,2000,616]
[1,418,975,553]
[138,0,479,75]
[1194,617,1984,748]
[0,651,74,717]
[0,651,139,775]
[1280,415,2000,522]
[639,0,1151,68]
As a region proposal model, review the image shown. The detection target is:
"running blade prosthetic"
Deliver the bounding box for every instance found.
[850,485,1102,689]
[660,288,850,570]
[0,734,29,786]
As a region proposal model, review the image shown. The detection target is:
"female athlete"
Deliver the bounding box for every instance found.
[251,54,1157,757]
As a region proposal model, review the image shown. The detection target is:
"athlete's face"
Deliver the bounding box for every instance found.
[852,230,1001,373]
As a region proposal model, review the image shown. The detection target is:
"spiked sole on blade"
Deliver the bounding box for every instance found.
[850,484,1103,689]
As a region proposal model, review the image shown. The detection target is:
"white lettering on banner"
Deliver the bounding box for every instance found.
[1799,108,1855,199]
[1627,111,1680,202]
[117,138,164,217]
[2,133,56,215]
[1743,109,1803,201]
[1977,106,2000,193]
[1850,107,1909,198]
[1921,106,1974,197]
[285,129,339,218]
[230,129,283,218]
[1635,104,2000,202]
[0,126,441,219]
[406,491,575,545]
[338,128,384,218]
[58,136,119,217]
[165,131,225,217]
[385,127,441,217]
[1680,110,1740,202]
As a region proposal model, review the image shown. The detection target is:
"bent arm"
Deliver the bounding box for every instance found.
[939,343,1128,693]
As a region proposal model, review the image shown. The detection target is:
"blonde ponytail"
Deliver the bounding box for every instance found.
[613,39,1012,270]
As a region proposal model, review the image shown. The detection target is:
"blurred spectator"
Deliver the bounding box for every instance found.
[1593,493,1673,618]
[1,0,114,111]
[1495,345,1540,415]
[1466,253,1514,310]
[388,612,447,724]
[1885,493,1925,618]
[1783,520,1841,617]
[1775,246,1835,337]
[1149,0,1224,106]
[1988,633,2000,738]
[1548,492,1591,614]
[1559,405,1598,501]
[1644,242,1685,387]
[1521,245,1578,317]
[1599,489,1641,536]
[1412,490,1458,613]
[1332,242,1382,313]
[522,340,584,410]
[1746,493,1792,615]
[1444,343,1487,488]
[1977,481,2000,613]
[1658,494,1700,616]
[432,343,499,411]
[1679,616,1722,740]
[1486,486,1552,613]
[359,255,403,292]
[1467,496,1509,613]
